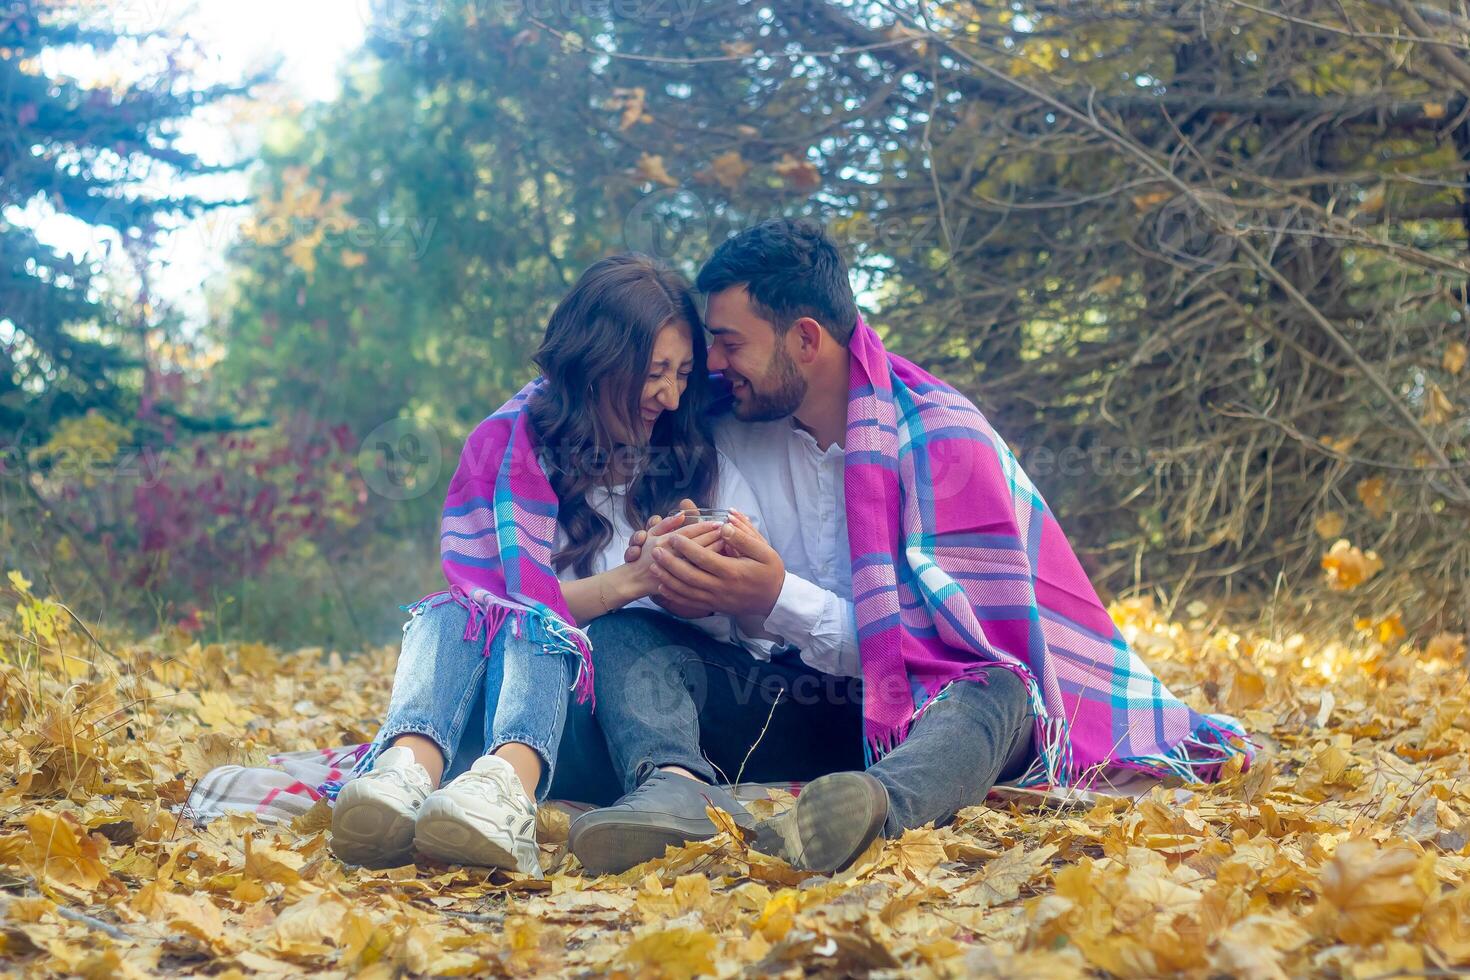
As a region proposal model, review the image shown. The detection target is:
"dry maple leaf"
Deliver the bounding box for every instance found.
[699,150,750,190]
[1418,883,1470,962]
[232,834,308,903]
[1375,612,1406,645]
[1210,914,1310,980]
[634,153,678,188]
[1131,189,1173,211]
[617,925,718,980]
[22,811,114,893]
[271,892,350,955]
[1422,383,1455,426]
[1314,838,1432,944]
[606,86,649,130]
[197,690,254,730]
[956,843,1057,908]
[773,153,821,191]
[1320,539,1384,590]
[1444,340,1467,375]
[1424,632,1467,661]
[152,887,230,950]
[1313,511,1345,540]
[1355,477,1389,519]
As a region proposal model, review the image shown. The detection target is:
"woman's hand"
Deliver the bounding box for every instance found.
[624,513,724,600]
[625,498,693,564]
[647,507,785,620]
[621,499,726,616]
[717,508,763,557]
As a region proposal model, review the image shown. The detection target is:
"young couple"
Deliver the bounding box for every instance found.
[329,220,1253,878]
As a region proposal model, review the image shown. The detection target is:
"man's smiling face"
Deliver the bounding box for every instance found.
[703,285,807,422]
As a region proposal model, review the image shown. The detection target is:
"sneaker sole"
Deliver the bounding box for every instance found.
[568,815,713,877]
[754,771,889,873]
[413,796,533,873]
[330,783,417,868]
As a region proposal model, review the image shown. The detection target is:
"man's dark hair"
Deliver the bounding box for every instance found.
[696,218,859,346]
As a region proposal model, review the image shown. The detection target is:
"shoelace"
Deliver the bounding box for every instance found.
[617,777,662,808]
[618,774,702,811]
[373,764,429,797]
[455,769,533,813]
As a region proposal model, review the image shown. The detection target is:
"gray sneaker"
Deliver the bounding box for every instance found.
[569,771,756,876]
[753,771,889,873]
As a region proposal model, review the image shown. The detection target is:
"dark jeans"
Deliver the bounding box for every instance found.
[547,691,625,807]
[586,609,1036,836]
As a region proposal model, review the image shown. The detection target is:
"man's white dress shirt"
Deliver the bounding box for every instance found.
[715,416,862,677]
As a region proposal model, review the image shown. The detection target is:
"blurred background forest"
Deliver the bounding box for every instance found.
[4,0,1469,650]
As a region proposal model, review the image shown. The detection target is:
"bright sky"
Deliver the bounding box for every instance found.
[18,0,366,327]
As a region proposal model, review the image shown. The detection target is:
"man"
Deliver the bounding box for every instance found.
[566,219,1036,876]
[568,219,1251,876]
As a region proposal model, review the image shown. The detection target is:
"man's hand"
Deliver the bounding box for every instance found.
[650,508,784,619]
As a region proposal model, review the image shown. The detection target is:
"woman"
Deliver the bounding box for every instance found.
[329,255,766,876]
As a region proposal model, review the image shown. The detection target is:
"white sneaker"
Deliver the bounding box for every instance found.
[413,754,542,876]
[330,745,431,868]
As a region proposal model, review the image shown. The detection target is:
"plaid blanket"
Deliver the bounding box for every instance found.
[182,746,790,826]
[184,745,371,824]
[181,745,1166,826]
[427,378,595,702]
[843,316,1253,786]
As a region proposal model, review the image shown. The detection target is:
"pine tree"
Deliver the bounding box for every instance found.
[0,0,254,443]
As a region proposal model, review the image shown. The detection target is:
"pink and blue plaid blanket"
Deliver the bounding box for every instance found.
[843,316,1253,786]
[418,378,595,703]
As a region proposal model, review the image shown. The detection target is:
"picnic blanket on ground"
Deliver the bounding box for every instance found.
[181,745,1169,827]
[836,316,1254,786]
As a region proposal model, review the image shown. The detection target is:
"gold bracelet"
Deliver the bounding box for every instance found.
[598,577,610,614]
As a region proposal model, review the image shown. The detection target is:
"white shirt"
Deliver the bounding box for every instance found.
[552,449,770,654]
[715,417,862,677]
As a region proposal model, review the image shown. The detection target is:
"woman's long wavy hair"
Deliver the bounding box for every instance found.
[527,254,718,579]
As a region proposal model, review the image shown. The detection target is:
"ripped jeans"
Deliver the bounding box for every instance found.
[351,597,595,802]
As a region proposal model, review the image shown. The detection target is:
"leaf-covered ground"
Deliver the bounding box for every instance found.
[3,576,1469,978]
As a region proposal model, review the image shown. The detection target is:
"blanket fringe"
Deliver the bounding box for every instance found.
[401,587,596,706]
[863,659,1252,790]
[863,721,912,768]
[1107,714,1253,784]
[1025,690,1253,789]
[863,663,1017,767]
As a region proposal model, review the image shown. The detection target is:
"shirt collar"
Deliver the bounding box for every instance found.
[788,416,844,458]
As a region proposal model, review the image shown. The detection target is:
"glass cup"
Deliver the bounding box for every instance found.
[681,507,732,525]
[679,507,756,528]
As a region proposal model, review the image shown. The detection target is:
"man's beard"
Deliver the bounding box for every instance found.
[732,344,807,422]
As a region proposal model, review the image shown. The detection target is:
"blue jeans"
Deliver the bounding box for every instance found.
[352,597,622,804]
[586,609,1035,835]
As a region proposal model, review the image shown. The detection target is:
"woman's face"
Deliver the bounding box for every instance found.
[603,320,694,442]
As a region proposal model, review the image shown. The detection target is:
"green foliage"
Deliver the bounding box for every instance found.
[11,0,1469,642]
[218,8,628,439]
[0,0,252,442]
